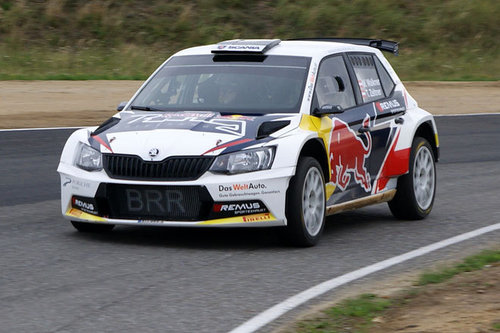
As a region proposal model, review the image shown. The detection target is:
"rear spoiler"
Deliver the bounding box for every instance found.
[288,38,399,56]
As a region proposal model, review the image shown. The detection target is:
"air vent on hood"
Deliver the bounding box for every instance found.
[92,117,121,136]
[256,120,291,139]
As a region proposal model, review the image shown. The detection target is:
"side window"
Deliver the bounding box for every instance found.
[348,54,385,103]
[374,56,395,96]
[314,55,356,110]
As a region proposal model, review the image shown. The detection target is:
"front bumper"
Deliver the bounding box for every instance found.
[58,162,295,227]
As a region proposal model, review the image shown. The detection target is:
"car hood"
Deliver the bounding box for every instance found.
[88,111,298,159]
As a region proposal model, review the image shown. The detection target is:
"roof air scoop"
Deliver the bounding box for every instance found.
[211,39,281,54]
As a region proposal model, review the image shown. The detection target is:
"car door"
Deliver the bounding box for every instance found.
[346,53,407,194]
[312,54,378,205]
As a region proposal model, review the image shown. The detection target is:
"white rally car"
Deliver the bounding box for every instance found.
[58,38,439,246]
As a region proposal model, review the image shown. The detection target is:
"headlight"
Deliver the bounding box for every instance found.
[75,143,103,171]
[210,147,275,174]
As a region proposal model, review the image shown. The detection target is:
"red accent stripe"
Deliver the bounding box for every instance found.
[375,131,410,193]
[202,138,252,155]
[92,135,113,153]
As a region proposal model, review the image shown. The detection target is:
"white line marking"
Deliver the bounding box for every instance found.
[434,112,500,117]
[0,126,82,132]
[229,223,500,333]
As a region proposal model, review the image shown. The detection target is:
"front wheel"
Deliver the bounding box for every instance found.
[71,221,115,233]
[286,157,326,247]
[388,137,436,220]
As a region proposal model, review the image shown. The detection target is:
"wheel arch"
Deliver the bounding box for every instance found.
[414,121,439,162]
[298,138,330,181]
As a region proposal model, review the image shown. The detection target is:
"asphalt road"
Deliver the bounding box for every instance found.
[1,115,499,333]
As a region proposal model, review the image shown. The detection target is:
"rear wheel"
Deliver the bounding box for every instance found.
[286,157,326,247]
[388,137,436,219]
[71,221,115,233]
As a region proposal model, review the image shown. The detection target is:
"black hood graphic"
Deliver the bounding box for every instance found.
[89,111,294,155]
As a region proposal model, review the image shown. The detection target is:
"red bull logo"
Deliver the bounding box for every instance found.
[329,115,372,192]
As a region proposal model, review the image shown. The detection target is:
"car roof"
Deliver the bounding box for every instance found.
[173,40,383,59]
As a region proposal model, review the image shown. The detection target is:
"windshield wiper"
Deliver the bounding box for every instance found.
[130,105,163,111]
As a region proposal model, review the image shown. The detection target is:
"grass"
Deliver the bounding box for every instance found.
[0,45,164,80]
[296,294,391,333]
[0,46,497,81]
[417,249,500,285]
[0,0,498,80]
[289,249,500,332]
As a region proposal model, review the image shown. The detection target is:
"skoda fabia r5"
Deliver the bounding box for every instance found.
[58,38,439,246]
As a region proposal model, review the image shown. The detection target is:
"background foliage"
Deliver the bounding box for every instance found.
[0,0,498,80]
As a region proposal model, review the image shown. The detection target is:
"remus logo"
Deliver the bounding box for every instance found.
[376,99,403,112]
[71,196,98,215]
[73,199,94,211]
[213,202,261,212]
[211,200,268,217]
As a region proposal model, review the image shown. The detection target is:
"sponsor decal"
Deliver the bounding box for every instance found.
[242,213,273,222]
[63,177,72,187]
[228,45,260,51]
[358,78,382,99]
[375,99,405,113]
[329,115,372,192]
[72,196,99,215]
[215,44,266,52]
[217,183,280,198]
[358,79,367,99]
[198,212,276,225]
[306,62,318,102]
[218,183,267,193]
[218,183,267,191]
[64,177,91,190]
[138,219,168,224]
[126,113,247,136]
[211,200,269,217]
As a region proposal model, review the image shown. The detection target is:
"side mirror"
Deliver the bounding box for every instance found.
[116,101,128,111]
[313,104,344,116]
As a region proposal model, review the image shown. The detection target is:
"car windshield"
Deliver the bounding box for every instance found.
[129,54,311,114]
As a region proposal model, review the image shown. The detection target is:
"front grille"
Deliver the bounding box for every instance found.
[103,154,214,180]
[100,184,213,221]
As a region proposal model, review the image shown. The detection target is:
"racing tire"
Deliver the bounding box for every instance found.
[285,157,326,247]
[71,221,115,233]
[388,137,436,220]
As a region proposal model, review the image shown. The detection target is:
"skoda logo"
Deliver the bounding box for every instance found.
[148,148,159,157]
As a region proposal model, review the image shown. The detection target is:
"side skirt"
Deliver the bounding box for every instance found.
[326,189,396,216]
